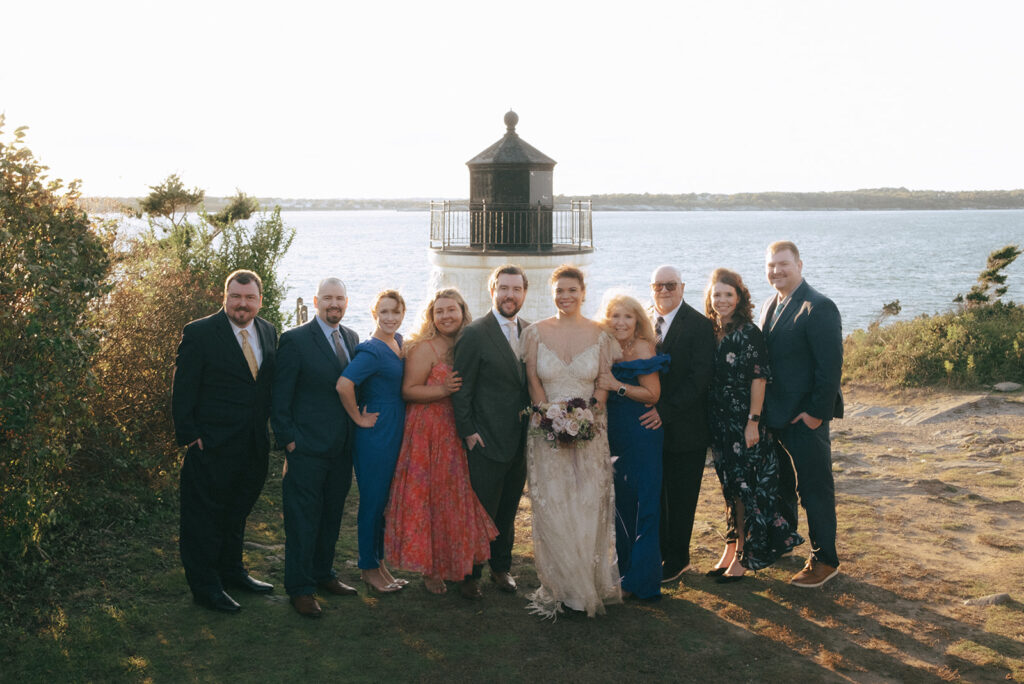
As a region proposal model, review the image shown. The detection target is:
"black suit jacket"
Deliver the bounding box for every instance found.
[270,318,358,457]
[172,309,277,451]
[452,311,530,464]
[758,279,844,430]
[655,300,715,452]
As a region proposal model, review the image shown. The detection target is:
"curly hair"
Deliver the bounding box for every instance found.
[549,263,586,289]
[703,268,753,334]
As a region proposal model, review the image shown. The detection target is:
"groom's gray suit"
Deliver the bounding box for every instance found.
[452,310,530,579]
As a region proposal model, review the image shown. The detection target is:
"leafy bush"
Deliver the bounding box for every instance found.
[0,118,112,564]
[845,244,1022,388]
[844,301,1024,387]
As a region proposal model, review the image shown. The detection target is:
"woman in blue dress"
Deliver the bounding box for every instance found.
[596,294,671,601]
[336,289,407,593]
[703,269,802,582]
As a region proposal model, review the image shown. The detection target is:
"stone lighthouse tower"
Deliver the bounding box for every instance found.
[428,111,594,321]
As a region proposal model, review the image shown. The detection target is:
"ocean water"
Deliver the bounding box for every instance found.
[278,209,1024,338]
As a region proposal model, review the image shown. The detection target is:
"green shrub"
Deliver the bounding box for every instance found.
[844,301,1024,387]
[0,118,112,565]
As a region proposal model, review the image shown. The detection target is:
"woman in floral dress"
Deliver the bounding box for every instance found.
[384,289,497,594]
[704,268,803,582]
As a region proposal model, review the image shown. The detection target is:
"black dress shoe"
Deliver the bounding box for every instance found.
[193,590,241,613]
[224,574,274,593]
[715,574,746,584]
[705,567,727,577]
[490,571,517,593]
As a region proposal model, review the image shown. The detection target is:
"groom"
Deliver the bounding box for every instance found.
[452,264,530,600]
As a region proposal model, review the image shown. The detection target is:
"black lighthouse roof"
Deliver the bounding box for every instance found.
[466,110,556,167]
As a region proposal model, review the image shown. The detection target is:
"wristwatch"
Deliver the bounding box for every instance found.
[748,413,760,422]
[617,386,627,397]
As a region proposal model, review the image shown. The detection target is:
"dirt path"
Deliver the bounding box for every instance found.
[684,385,1024,681]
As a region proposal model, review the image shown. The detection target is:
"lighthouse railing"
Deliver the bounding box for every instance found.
[429,200,592,252]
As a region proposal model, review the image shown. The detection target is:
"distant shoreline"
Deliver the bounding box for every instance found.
[81,188,1024,214]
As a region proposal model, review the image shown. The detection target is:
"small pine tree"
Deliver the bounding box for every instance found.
[954,244,1021,308]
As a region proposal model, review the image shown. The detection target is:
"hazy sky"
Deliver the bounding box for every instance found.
[3,0,1022,198]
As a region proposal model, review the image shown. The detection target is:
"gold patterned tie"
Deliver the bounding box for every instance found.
[240,329,259,379]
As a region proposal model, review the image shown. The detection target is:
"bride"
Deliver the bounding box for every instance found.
[521,264,622,618]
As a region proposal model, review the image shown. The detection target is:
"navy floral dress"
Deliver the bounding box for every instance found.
[708,321,803,570]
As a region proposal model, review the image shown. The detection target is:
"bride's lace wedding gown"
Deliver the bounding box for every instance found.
[521,324,622,619]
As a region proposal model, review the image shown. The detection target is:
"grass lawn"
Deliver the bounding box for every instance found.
[4,389,1023,682]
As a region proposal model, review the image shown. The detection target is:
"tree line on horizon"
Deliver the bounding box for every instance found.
[80,187,1024,213]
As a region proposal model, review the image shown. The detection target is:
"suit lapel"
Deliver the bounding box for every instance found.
[308,319,342,372]
[773,281,809,333]
[484,312,523,382]
[216,310,254,381]
[661,303,687,351]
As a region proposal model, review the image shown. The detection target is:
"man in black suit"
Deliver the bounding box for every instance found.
[643,265,715,583]
[271,277,359,618]
[452,264,530,600]
[759,241,843,588]
[172,269,277,613]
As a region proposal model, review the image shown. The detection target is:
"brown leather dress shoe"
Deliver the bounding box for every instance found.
[290,594,323,618]
[318,577,358,596]
[459,578,483,600]
[490,571,517,593]
[790,559,839,588]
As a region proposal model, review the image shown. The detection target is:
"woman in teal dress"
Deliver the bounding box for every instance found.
[597,294,670,600]
[337,289,407,593]
[703,269,802,582]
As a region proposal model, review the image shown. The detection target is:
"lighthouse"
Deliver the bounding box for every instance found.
[427,111,594,321]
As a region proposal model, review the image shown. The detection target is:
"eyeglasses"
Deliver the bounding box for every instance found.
[650,282,679,292]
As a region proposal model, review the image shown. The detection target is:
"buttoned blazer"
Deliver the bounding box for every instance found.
[451,311,530,464]
[172,309,277,451]
[654,300,715,451]
[758,279,844,429]
[270,318,359,457]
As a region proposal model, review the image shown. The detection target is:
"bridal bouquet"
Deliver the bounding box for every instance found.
[523,397,600,448]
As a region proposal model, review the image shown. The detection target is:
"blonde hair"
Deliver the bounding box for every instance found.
[596,293,656,344]
[403,288,472,358]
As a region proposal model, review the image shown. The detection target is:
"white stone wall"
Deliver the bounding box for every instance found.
[427,251,596,324]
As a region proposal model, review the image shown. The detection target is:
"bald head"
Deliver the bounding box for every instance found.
[315,277,348,326]
[650,264,684,315]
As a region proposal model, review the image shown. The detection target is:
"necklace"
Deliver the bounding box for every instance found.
[622,335,637,353]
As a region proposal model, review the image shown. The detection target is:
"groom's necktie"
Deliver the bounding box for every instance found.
[504,320,518,353]
[331,329,349,371]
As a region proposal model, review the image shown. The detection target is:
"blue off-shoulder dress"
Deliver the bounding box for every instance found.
[607,353,671,599]
[342,335,405,570]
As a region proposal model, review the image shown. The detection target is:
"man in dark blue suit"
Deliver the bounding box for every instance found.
[271,277,360,617]
[758,241,844,588]
[173,270,277,613]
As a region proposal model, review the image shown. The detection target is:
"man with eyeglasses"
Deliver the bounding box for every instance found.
[641,265,714,583]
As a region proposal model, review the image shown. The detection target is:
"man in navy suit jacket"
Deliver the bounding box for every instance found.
[271,277,360,617]
[172,270,277,613]
[759,242,844,589]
